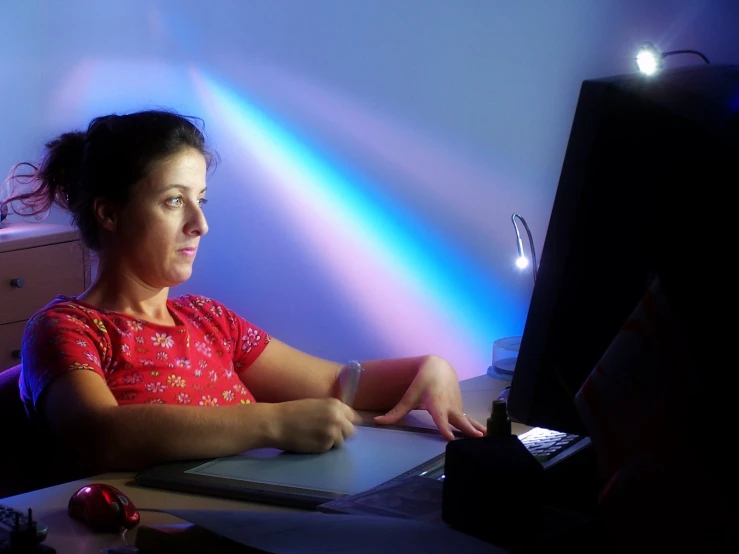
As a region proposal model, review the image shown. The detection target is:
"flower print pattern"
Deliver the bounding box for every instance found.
[167,374,186,388]
[128,320,144,332]
[145,382,166,393]
[65,314,89,328]
[195,341,212,357]
[152,332,174,348]
[20,293,268,415]
[227,313,237,330]
[241,328,261,353]
[199,395,218,406]
[222,337,233,353]
[123,373,143,385]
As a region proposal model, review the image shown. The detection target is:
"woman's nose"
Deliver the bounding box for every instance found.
[186,204,208,236]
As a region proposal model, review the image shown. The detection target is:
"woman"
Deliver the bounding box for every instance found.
[3,109,485,475]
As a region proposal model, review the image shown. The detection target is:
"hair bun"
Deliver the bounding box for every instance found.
[40,130,87,203]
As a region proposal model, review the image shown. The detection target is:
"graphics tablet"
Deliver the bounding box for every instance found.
[134,425,448,509]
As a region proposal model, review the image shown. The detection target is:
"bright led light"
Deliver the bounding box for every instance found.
[636,42,663,75]
[516,256,529,269]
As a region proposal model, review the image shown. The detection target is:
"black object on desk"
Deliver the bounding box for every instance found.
[0,505,54,554]
[442,400,545,546]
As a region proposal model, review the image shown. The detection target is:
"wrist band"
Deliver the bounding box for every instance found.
[338,360,363,407]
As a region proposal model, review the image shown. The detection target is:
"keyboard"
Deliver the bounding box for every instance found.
[424,427,590,481]
[517,427,590,469]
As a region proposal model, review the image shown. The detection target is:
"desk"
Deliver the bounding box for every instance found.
[2,375,518,553]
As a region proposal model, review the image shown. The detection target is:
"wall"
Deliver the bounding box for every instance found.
[1,0,737,378]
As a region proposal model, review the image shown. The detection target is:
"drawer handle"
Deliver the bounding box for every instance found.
[10,278,25,289]
[11,349,22,360]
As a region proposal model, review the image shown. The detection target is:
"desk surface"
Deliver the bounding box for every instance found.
[2,374,518,553]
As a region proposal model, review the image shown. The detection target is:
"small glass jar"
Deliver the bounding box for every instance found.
[491,335,521,376]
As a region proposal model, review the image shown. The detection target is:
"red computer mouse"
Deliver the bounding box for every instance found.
[68,484,140,533]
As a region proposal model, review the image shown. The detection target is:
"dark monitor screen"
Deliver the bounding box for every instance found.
[507,64,739,436]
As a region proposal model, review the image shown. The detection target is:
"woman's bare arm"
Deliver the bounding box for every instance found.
[241,338,429,411]
[39,369,279,471]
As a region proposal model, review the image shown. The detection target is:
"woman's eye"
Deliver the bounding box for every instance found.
[167,196,184,207]
[197,198,208,207]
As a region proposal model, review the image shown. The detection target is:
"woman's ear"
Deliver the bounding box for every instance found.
[93,197,117,232]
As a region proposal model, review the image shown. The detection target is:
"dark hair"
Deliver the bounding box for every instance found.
[0,109,218,250]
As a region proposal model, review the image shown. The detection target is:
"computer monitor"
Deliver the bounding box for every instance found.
[507,63,739,437]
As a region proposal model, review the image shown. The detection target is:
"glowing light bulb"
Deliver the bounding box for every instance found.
[636,42,663,75]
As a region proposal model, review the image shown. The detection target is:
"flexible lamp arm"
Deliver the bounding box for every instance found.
[511,213,537,284]
[662,49,710,64]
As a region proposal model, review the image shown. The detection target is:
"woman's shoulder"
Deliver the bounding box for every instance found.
[169,293,231,313]
[169,293,261,334]
[29,295,105,323]
[24,295,110,344]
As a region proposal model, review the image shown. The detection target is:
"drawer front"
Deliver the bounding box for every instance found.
[0,320,26,371]
[0,241,87,325]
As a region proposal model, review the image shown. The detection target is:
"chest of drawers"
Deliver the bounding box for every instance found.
[0,222,91,371]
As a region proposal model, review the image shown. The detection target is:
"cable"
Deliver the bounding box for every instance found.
[663,49,710,65]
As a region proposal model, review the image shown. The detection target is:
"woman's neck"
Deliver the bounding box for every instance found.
[77,263,175,326]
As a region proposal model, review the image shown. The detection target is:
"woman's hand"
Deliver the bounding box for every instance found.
[373,355,486,440]
[270,397,362,452]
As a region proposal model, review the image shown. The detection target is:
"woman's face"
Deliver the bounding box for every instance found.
[111,147,209,289]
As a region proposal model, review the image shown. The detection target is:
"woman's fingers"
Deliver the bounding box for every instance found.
[453,412,484,437]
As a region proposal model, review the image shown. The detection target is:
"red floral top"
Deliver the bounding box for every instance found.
[19,294,270,416]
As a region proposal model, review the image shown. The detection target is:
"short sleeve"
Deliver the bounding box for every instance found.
[223,305,270,374]
[20,304,109,413]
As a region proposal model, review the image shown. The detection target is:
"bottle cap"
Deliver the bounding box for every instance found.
[487,399,512,436]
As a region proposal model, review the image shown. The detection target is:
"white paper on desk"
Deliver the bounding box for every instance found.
[166,509,501,553]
